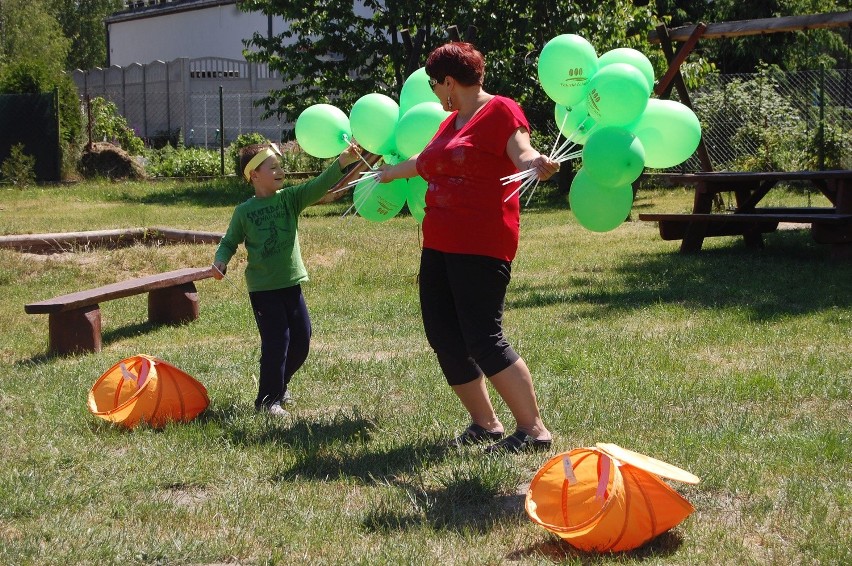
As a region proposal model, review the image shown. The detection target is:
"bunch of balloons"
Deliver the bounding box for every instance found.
[294,68,449,223]
[538,34,702,232]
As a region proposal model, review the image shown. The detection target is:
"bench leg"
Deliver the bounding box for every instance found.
[49,305,102,356]
[148,282,199,324]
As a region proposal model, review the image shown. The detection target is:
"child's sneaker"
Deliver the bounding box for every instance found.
[259,401,289,418]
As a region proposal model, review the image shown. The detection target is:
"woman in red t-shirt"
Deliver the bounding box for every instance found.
[378,42,559,453]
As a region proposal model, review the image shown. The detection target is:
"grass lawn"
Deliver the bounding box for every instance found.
[0,179,849,565]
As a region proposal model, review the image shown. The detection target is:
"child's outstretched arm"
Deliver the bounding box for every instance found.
[337,143,362,170]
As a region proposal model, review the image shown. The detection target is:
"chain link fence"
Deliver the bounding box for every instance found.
[83,90,284,149]
[81,67,852,173]
[678,68,851,172]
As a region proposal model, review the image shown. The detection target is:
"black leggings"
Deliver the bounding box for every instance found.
[248,284,311,408]
[419,248,519,386]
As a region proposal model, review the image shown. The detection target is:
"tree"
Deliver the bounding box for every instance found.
[239,0,659,130]
[0,0,71,75]
[50,0,124,70]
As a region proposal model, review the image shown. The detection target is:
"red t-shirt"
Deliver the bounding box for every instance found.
[416,96,529,261]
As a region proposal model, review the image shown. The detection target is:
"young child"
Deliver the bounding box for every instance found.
[213,141,361,416]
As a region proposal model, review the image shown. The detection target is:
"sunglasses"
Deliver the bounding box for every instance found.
[428,77,439,90]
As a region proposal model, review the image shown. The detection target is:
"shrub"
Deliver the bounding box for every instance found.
[1,143,37,187]
[227,132,268,177]
[88,97,145,155]
[279,141,328,173]
[145,145,221,178]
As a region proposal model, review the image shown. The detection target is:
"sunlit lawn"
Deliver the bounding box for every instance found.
[0,179,849,564]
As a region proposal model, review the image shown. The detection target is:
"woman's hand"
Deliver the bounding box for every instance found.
[375,164,395,183]
[375,157,419,183]
[529,155,560,181]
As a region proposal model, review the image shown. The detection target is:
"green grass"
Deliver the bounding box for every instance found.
[1,181,849,565]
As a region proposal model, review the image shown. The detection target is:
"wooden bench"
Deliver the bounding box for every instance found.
[638,170,852,258]
[25,266,215,356]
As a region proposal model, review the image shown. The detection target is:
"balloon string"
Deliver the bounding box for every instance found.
[334,170,380,193]
[550,110,569,157]
[341,178,379,219]
[342,133,377,171]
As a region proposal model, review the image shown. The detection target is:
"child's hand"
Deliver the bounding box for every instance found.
[212,261,227,280]
[339,142,363,169]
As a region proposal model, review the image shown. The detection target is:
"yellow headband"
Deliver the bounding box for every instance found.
[243,145,282,181]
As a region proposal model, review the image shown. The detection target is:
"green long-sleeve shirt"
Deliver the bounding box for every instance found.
[214,162,345,292]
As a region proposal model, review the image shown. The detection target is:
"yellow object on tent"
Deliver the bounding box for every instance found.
[88,354,209,429]
[525,443,699,552]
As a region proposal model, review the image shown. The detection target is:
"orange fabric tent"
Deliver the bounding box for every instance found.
[525,443,699,552]
[88,354,209,429]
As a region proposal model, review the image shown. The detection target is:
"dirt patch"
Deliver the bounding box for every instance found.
[79,142,147,180]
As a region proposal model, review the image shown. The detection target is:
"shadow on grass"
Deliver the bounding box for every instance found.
[362,487,526,535]
[506,529,684,563]
[107,178,255,208]
[509,230,852,321]
[16,320,165,365]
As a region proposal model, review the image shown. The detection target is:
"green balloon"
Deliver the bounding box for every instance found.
[630,99,702,169]
[586,63,650,127]
[538,34,599,106]
[395,102,449,159]
[406,176,428,223]
[569,168,634,232]
[295,104,351,158]
[554,101,597,145]
[354,177,407,222]
[582,126,645,187]
[399,67,439,117]
[598,48,655,91]
[350,93,399,155]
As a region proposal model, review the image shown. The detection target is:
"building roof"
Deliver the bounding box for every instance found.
[106,0,238,24]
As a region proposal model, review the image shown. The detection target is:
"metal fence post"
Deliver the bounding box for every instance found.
[219,85,225,176]
[818,67,825,171]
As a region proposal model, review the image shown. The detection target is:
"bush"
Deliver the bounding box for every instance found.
[0,60,84,180]
[88,97,145,155]
[145,145,221,178]
[1,143,37,187]
[279,141,329,173]
[227,132,269,177]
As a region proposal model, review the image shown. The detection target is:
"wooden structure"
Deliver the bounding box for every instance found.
[640,170,852,258]
[0,227,222,254]
[639,11,852,258]
[25,267,214,356]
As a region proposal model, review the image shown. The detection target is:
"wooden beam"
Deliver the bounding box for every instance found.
[649,11,852,43]
[654,23,706,96]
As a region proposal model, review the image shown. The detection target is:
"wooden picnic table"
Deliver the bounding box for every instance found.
[638,170,852,259]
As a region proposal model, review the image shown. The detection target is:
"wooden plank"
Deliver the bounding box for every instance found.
[147,227,223,244]
[649,11,852,43]
[25,266,214,314]
[0,227,224,252]
[642,170,852,185]
[639,213,852,224]
[654,23,707,97]
[0,228,146,253]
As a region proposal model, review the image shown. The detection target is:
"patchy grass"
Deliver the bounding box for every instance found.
[0,180,849,564]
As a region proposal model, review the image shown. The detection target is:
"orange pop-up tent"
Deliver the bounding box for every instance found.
[525,443,699,552]
[88,354,209,429]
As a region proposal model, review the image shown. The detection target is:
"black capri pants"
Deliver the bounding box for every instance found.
[419,247,520,386]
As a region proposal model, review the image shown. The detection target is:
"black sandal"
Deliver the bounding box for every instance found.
[445,423,504,447]
[485,429,552,454]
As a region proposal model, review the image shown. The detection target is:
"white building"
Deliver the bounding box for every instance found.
[105,0,287,67]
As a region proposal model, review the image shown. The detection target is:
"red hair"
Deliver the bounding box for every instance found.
[425,42,485,87]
